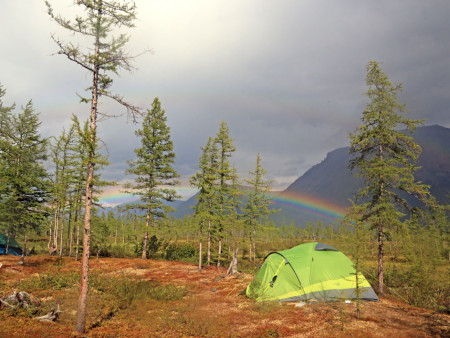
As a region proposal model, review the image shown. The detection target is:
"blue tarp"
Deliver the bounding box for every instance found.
[0,234,23,256]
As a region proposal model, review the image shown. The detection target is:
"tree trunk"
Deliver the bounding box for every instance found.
[227,247,238,275]
[115,219,118,245]
[142,207,151,260]
[5,234,9,255]
[249,230,252,262]
[142,231,149,259]
[47,219,53,254]
[207,220,211,266]
[198,234,203,272]
[355,255,361,319]
[252,228,256,261]
[20,233,27,265]
[75,159,94,333]
[75,16,100,332]
[68,210,73,257]
[378,222,384,295]
[217,235,222,268]
[122,216,125,245]
[377,143,385,296]
[48,209,58,255]
[75,209,80,262]
[54,209,59,252]
[59,212,65,257]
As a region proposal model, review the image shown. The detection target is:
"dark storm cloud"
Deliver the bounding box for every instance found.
[1,0,449,192]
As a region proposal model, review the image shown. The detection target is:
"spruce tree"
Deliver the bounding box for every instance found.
[46,1,140,332]
[242,153,277,261]
[0,93,49,264]
[125,98,179,259]
[0,84,15,231]
[214,121,236,267]
[190,137,219,270]
[349,61,433,295]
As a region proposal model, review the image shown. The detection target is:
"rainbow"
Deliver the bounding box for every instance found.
[98,190,139,207]
[97,185,198,207]
[270,191,348,220]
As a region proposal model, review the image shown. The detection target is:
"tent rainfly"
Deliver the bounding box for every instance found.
[0,234,23,256]
[246,242,378,302]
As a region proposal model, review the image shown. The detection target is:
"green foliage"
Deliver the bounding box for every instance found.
[45,0,139,105]
[2,302,42,319]
[18,270,80,292]
[134,235,163,258]
[90,273,188,308]
[125,98,179,258]
[349,61,434,294]
[384,262,449,312]
[243,153,279,261]
[0,88,50,239]
[163,243,197,263]
[125,98,179,217]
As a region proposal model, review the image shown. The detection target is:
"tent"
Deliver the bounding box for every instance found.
[0,234,23,256]
[246,242,378,302]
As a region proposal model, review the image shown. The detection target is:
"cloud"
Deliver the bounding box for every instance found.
[1,0,449,199]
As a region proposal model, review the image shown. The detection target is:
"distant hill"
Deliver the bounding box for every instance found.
[113,125,450,227]
[276,125,450,225]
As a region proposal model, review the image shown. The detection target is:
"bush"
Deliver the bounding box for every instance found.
[102,244,135,258]
[90,273,188,308]
[384,261,449,313]
[134,235,164,258]
[163,243,197,263]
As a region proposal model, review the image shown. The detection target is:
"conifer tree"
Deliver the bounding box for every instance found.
[46,1,140,332]
[125,98,179,259]
[242,153,277,261]
[349,61,433,295]
[0,84,15,235]
[0,93,50,264]
[342,202,372,319]
[190,137,219,270]
[226,164,243,274]
[214,121,236,267]
[49,123,79,256]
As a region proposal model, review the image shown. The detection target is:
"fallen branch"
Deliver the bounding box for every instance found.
[33,305,61,322]
[0,299,13,309]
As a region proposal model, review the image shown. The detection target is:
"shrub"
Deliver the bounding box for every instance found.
[18,271,79,291]
[90,273,188,308]
[163,243,197,263]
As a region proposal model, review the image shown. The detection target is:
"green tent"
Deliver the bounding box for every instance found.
[246,242,378,302]
[0,234,23,256]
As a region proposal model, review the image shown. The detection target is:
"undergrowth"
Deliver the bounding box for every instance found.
[88,273,188,328]
[18,271,80,291]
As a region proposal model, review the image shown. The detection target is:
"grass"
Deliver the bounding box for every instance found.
[0,255,448,337]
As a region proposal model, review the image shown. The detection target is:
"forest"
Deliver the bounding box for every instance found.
[0,0,449,336]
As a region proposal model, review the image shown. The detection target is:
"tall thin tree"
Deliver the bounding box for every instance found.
[349,61,433,295]
[190,137,220,270]
[46,0,140,333]
[214,121,236,267]
[243,153,277,261]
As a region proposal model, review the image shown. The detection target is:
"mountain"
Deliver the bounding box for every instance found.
[170,194,197,218]
[114,125,450,226]
[276,125,450,225]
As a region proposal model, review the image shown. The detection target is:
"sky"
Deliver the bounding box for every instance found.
[1,0,450,203]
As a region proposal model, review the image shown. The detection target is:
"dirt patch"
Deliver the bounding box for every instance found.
[0,255,448,337]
